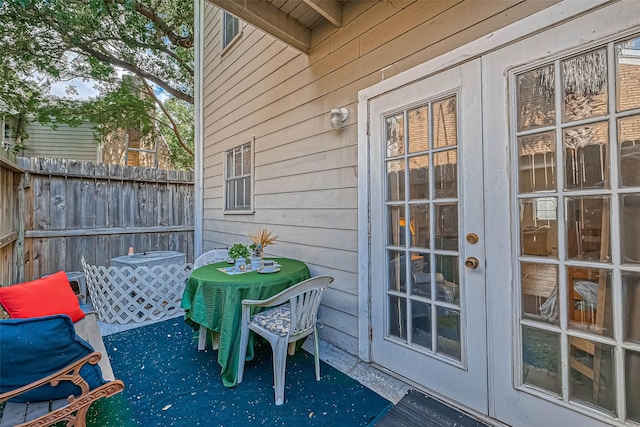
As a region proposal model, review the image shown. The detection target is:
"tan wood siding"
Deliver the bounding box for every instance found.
[202,0,559,354]
[22,122,99,162]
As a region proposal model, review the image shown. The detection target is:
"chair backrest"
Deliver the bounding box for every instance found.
[256,275,333,337]
[194,249,229,269]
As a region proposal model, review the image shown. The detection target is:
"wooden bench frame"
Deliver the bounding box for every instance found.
[0,313,125,427]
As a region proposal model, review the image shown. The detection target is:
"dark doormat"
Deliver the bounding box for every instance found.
[374,390,489,427]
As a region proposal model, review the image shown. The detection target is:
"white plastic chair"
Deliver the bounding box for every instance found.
[194,248,229,350]
[237,275,334,405]
[194,248,229,269]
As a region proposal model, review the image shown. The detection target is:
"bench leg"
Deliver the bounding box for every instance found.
[11,380,124,427]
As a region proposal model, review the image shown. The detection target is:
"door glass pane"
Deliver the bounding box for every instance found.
[411,254,431,299]
[434,150,457,198]
[412,300,432,350]
[626,350,640,423]
[409,154,429,200]
[562,49,608,122]
[623,272,640,344]
[386,160,405,201]
[565,196,611,262]
[516,65,556,131]
[389,295,407,340]
[388,250,406,293]
[522,326,561,395]
[436,307,460,360]
[388,206,405,247]
[519,198,557,258]
[408,106,429,153]
[567,267,613,338]
[386,114,405,157]
[621,195,640,264]
[521,262,559,324]
[435,254,459,305]
[435,203,458,250]
[619,115,640,187]
[569,339,616,414]
[617,37,640,112]
[564,122,609,190]
[432,96,457,148]
[518,132,556,193]
[409,204,429,249]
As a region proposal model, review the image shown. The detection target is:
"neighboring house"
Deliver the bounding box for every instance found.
[195,1,640,426]
[22,120,100,162]
[2,115,171,168]
[101,127,172,170]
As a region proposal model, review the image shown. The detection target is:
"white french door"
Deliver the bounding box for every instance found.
[485,2,640,426]
[368,59,488,414]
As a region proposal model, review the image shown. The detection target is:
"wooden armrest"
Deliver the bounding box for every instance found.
[0,352,102,403]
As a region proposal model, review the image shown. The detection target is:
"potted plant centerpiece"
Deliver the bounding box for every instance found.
[248,228,278,270]
[228,243,250,263]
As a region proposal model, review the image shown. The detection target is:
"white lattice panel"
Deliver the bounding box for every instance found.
[82,258,193,324]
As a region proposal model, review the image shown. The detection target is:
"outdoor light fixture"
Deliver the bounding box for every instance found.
[330,107,349,129]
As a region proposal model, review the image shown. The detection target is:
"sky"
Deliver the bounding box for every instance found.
[49,77,168,101]
[49,79,99,99]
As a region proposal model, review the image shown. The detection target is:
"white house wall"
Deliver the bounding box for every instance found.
[201,0,560,355]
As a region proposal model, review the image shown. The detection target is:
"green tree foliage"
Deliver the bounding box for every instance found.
[162,97,194,170]
[0,0,194,169]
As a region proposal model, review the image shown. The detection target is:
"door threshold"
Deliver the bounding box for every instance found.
[304,338,506,427]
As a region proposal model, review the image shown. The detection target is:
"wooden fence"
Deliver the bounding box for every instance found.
[5,157,194,283]
[0,151,23,284]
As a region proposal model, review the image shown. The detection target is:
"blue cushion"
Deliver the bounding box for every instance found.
[0,314,107,402]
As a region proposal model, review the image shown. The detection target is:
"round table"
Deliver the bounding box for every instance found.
[181,257,311,387]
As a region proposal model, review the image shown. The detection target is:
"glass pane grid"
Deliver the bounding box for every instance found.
[383,95,461,364]
[514,35,640,421]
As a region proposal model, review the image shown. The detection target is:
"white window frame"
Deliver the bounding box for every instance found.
[223,138,254,214]
[221,11,241,52]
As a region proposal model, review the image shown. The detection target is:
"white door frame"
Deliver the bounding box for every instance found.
[357,0,639,423]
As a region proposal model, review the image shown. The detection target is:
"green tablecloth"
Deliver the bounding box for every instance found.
[181,257,311,387]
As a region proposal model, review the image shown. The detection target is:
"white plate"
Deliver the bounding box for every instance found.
[258,267,280,274]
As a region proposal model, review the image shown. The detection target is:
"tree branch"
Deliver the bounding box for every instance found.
[107,0,194,48]
[140,78,193,157]
[77,43,193,104]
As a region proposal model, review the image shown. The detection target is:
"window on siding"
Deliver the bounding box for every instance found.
[222,12,240,50]
[225,141,253,212]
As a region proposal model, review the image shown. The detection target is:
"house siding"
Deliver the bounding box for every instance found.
[23,121,99,162]
[201,0,559,355]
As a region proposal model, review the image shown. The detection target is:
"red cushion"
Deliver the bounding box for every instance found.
[0,272,85,322]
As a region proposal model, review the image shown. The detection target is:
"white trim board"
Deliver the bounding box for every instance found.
[194,0,205,258]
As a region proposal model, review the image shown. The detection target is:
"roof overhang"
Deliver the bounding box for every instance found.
[206,0,345,54]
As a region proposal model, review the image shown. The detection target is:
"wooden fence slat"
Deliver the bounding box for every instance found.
[81,162,96,229]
